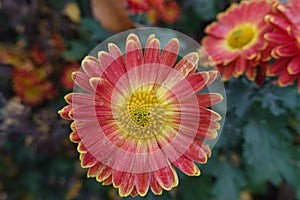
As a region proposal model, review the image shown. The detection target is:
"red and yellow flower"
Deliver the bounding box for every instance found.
[265,0,300,92]
[160,1,180,24]
[61,63,80,90]
[12,62,56,105]
[202,0,274,81]
[59,33,223,197]
[126,0,180,24]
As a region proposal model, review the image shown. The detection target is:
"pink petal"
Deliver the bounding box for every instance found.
[233,55,247,77]
[134,173,150,196]
[173,155,200,176]
[96,165,112,182]
[108,43,125,60]
[81,56,102,77]
[80,151,98,168]
[150,173,163,195]
[183,139,208,163]
[266,14,292,33]
[160,38,179,67]
[267,58,290,76]
[98,51,127,86]
[153,165,178,190]
[118,173,135,197]
[264,31,291,45]
[205,22,229,38]
[70,131,80,143]
[278,70,298,86]
[144,37,161,64]
[87,162,104,178]
[273,45,297,58]
[245,65,257,81]
[72,71,94,93]
[174,52,199,77]
[126,34,143,70]
[197,93,224,107]
[219,63,235,81]
[287,56,300,75]
[89,77,114,103]
[58,105,73,120]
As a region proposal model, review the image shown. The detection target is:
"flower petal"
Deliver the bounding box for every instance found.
[267,58,290,76]
[160,38,179,67]
[81,56,102,77]
[144,37,161,64]
[287,56,300,75]
[72,71,94,93]
[174,52,199,77]
[58,105,73,120]
[197,93,224,107]
[153,165,178,190]
[150,173,163,195]
[118,173,135,197]
[134,173,150,196]
[173,155,200,176]
[183,139,208,163]
[126,34,143,70]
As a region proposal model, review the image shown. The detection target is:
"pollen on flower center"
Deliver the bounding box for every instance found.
[128,91,157,127]
[116,86,169,139]
[227,24,256,49]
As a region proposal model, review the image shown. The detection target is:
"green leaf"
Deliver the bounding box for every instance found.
[226,79,256,117]
[212,163,245,200]
[62,40,90,61]
[80,17,112,42]
[261,92,285,116]
[189,0,218,21]
[177,175,213,200]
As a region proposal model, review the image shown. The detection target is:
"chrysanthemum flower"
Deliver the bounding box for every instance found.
[59,33,223,197]
[61,63,80,90]
[160,1,180,24]
[264,0,300,92]
[12,62,56,105]
[126,0,180,24]
[201,0,273,81]
[126,0,150,13]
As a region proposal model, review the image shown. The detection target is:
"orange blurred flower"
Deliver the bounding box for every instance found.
[126,0,180,24]
[12,62,56,106]
[60,63,80,90]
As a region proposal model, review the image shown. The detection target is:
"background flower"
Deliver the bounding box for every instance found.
[201,0,273,81]
[265,0,300,92]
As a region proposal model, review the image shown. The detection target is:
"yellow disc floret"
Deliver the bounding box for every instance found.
[227,24,257,49]
[116,86,175,139]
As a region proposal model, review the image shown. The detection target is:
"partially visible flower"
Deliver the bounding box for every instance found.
[31,45,46,65]
[146,7,160,25]
[264,0,300,92]
[201,0,273,81]
[51,32,66,52]
[61,63,80,90]
[126,0,150,13]
[59,33,223,197]
[12,62,56,105]
[126,0,180,24]
[160,1,180,24]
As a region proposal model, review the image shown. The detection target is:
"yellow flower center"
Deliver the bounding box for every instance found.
[128,91,157,127]
[227,24,256,49]
[116,86,175,139]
